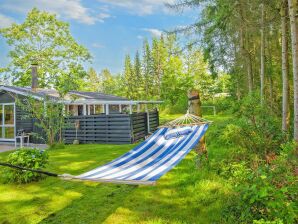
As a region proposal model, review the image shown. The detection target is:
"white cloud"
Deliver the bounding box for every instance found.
[137,35,144,40]
[97,0,176,15]
[97,13,111,22]
[142,28,163,37]
[0,0,111,25]
[92,43,104,48]
[0,13,15,28]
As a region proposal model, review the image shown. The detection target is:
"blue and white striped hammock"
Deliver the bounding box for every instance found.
[62,122,209,185]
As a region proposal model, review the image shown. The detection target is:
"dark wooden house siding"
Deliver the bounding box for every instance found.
[0,92,15,104]
[16,106,34,134]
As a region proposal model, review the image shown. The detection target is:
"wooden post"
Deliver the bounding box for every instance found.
[105,104,109,115]
[83,104,87,115]
[188,90,207,159]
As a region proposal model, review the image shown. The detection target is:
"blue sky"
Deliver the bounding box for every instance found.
[0,0,197,74]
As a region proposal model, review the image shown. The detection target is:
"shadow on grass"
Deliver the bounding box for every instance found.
[40,182,137,224]
[102,153,232,224]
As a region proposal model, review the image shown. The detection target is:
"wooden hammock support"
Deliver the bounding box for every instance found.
[188,90,208,159]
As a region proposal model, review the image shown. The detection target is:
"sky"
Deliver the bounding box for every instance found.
[0,0,197,74]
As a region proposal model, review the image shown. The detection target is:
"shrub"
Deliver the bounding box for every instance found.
[222,93,286,157]
[221,152,297,224]
[210,97,238,114]
[3,148,49,183]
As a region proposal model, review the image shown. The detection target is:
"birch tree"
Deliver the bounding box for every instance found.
[281,0,290,132]
[288,0,298,141]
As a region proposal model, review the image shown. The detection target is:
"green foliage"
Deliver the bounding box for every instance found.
[253,219,284,224]
[223,93,285,156]
[0,8,91,92]
[123,55,136,99]
[16,96,67,146]
[3,149,49,184]
[222,159,297,223]
[208,97,237,114]
[211,113,298,224]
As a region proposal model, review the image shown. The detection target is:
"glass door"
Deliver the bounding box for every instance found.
[0,103,15,140]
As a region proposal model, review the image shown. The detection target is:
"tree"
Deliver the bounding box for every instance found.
[84,68,101,92]
[123,55,134,99]
[281,0,290,132]
[134,51,143,99]
[99,69,117,94]
[260,2,266,104]
[0,8,91,94]
[288,0,298,142]
[152,36,167,98]
[142,39,154,100]
[185,46,213,101]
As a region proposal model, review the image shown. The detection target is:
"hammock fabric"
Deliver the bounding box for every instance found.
[62,124,209,185]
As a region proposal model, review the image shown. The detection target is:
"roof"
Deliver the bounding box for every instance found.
[0,85,163,105]
[0,85,128,102]
[68,90,127,101]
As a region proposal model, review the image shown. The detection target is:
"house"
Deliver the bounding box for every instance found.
[0,65,162,144]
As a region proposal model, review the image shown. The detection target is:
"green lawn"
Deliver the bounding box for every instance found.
[0,115,233,224]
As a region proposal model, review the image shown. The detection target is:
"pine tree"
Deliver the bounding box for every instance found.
[123,55,134,99]
[134,51,143,99]
[142,39,154,100]
[152,36,167,98]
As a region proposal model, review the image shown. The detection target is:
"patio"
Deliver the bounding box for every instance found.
[0,143,48,153]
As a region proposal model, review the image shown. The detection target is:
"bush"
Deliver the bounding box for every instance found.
[221,148,298,224]
[3,148,49,183]
[209,97,237,114]
[221,93,286,157]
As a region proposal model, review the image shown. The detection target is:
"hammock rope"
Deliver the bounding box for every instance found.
[159,111,212,128]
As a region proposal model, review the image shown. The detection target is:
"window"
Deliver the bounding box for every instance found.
[78,105,83,115]
[109,105,120,113]
[69,105,78,116]
[0,103,15,140]
[95,105,104,114]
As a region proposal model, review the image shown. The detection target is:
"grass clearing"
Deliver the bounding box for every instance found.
[0,115,233,224]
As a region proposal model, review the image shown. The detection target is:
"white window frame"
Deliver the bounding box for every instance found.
[0,103,16,141]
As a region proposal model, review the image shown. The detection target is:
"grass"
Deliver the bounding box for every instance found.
[0,114,233,224]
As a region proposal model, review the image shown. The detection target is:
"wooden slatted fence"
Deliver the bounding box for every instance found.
[63,110,159,144]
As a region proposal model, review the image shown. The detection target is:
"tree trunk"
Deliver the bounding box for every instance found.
[288,0,298,141]
[188,90,207,159]
[282,0,290,132]
[240,26,253,93]
[260,2,265,104]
